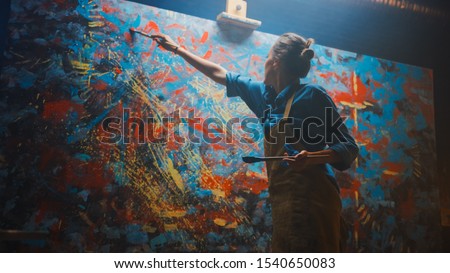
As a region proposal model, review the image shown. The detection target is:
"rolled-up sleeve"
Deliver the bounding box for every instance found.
[226,71,266,118]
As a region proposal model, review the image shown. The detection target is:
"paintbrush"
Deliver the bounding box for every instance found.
[129,28,155,39]
[242,154,330,164]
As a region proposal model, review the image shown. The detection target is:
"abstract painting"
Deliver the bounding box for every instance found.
[0,0,439,252]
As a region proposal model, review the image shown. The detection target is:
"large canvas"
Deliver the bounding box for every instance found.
[0,0,439,252]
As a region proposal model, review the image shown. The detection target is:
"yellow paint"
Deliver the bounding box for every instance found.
[383,170,399,175]
[142,225,157,233]
[340,101,367,109]
[359,208,368,220]
[211,189,226,198]
[166,158,185,192]
[357,204,365,213]
[161,210,187,218]
[164,224,178,231]
[352,72,358,97]
[79,212,94,227]
[235,197,246,205]
[225,221,238,229]
[88,21,105,27]
[214,218,227,227]
[71,60,91,74]
[362,214,371,225]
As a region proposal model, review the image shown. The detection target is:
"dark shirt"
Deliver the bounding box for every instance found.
[226,72,359,188]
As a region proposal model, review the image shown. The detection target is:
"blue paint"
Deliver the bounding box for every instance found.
[17,69,37,89]
[150,234,167,249]
[369,184,385,200]
[74,153,91,161]
[126,224,149,245]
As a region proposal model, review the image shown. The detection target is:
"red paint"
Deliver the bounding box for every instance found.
[173,86,188,96]
[124,31,132,44]
[233,171,268,195]
[151,71,178,83]
[92,80,109,91]
[42,100,86,123]
[165,75,179,83]
[398,189,415,219]
[141,52,151,59]
[251,55,263,63]
[52,37,62,45]
[105,21,119,32]
[365,135,389,151]
[221,159,229,166]
[340,179,362,200]
[203,50,212,60]
[63,159,113,190]
[327,73,375,105]
[382,162,406,173]
[102,4,120,13]
[200,32,209,44]
[200,174,233,196]
[115,67,122,74]
[143,21,160,34]
[210,143,227,151]
[167,24,186,30]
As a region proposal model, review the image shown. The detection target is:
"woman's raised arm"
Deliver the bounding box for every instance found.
[151,33,227,85]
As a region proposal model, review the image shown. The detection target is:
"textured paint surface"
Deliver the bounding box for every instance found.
[0,0,439,252]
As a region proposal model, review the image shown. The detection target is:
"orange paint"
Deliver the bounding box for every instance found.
[203,50,212,60]
[233,171,268,195]
[105,21,119,32]
[173,86,188,96]
[365,135,389,151]
[124,31,132,44]
[143,21,160,34]
[200,174,233,196]
[340,179,362,199]
[42,100,86,123]
[102,5,120,13]
[200,32,209,44]
[92,80,109,91]
[332,73,374,105]
[167,24,186,30]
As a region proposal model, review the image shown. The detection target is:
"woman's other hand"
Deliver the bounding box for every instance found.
[283,150,311,172]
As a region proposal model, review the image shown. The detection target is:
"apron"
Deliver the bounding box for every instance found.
[263,89,343,252]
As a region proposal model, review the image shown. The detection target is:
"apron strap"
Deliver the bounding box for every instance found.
[283,90,296,119]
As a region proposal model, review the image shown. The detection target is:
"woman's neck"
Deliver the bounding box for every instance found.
[274,73,299,94]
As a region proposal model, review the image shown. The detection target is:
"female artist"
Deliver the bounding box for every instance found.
[150,32,359,252]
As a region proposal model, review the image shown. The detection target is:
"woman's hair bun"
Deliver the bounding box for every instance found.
[301,48,315,61]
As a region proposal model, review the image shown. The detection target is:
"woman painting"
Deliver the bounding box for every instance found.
[149,32,359,252]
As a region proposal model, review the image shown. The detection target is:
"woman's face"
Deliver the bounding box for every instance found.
[264,49,277,87]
